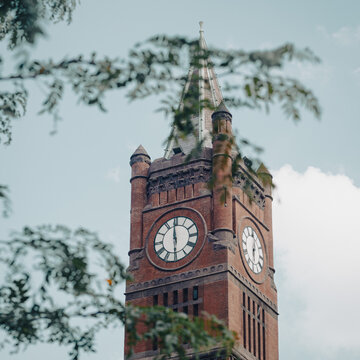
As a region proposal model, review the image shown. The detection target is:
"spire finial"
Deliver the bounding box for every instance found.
[199,21,204,32]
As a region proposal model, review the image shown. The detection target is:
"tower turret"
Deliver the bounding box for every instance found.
[211,101,235,249]
[129,145,151,271]
[257,163,274,269]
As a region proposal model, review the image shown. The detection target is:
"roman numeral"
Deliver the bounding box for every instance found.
[165,223,170,230]
[164,252,170,261]
[188,241,196,247]
[189,233,197,237]
[157,247,165,255]
[174,252,177,261]
[244,249,248,255]
[174,217,178,226]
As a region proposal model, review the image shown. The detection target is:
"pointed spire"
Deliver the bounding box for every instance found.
[256,162,271,176]
[256,163,273,188]
[130,144,151,166]
[213,100,232,115]
[131,144,149,158]
[164,22,225,159]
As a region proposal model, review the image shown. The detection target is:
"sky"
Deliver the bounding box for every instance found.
[1,0,360,359]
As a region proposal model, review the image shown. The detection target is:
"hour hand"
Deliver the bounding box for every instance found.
[172,227,177,252]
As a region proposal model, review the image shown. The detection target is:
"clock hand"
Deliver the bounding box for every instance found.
[252,239,256,262]
[173,225,177,252]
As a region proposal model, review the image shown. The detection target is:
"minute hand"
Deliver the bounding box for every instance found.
[173,226,177,251]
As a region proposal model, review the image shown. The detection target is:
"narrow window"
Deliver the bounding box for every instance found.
[253,301,256,356]
[243,292,246,348]
[173,290,178,305]
[243,309,246,348]
[253,317,256,356]
[163,292,168,307]
[152,338,158,351]
[153,295,158,306]
[258,304,261,360]
[193,304,199,317]
[183,306,188,314]
[258,321,261,360]
[183,288,188,303]
[193,286,199,300]
[248,313,251,352]
[263,309,266,360]
[248,296,251,352]
[152,294,159,351]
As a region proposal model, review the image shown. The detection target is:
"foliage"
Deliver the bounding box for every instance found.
[0,0,78,49]
[0,225,235,359]
[0,184,11,217]
[0,2,322,359]
[0,36,321,146]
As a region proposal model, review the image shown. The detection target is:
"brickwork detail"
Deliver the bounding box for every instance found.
[126,263,226,294]
[233,170,266,209]
[147,163,266,210]
[126,263,277,314]
[207,231,237,253]
[128,248,144,271]
[147,164,211,197]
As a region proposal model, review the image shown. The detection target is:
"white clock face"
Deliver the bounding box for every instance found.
[154,216,198,262]
[242,226,264,274]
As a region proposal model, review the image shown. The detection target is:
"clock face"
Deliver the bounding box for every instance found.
[154,216,198,262]
[242,226,264,274]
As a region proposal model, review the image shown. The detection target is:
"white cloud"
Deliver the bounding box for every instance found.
[273,166,360,355]
[317,24,360,46]
[332,26,360,45]
[285,61,332,84]
[107,166,122,183]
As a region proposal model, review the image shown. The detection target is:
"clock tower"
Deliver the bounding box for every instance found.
[125,24,279,360]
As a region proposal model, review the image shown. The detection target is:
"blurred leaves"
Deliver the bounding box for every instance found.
[0,34,321,146]
[0,0,78,49]
[0,225,235,359]
[0,184,12,217]
[0,4,322,358]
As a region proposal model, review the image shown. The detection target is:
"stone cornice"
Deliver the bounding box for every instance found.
[146,160,266,211]
[233,170,266,210]
[147,163,212,197]
[233,196,269,232]
[126,263,278,314]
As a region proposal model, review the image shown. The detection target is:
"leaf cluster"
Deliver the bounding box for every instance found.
[0,225,235,359]
[0,0,78,49]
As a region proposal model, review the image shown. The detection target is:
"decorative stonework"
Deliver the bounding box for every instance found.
[147,164,212,197]
[147,160,266,210]
[268,267,277,292]
[233,170,266,209]
[127,248,144,272]
[228,264,278,314]
[126,263,278,314]
[207,230,237,253]
[126,263,226,294]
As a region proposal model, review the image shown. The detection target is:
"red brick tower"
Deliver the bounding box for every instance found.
[125,24,279,360]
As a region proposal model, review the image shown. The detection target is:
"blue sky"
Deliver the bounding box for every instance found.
[1,0,360,359]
